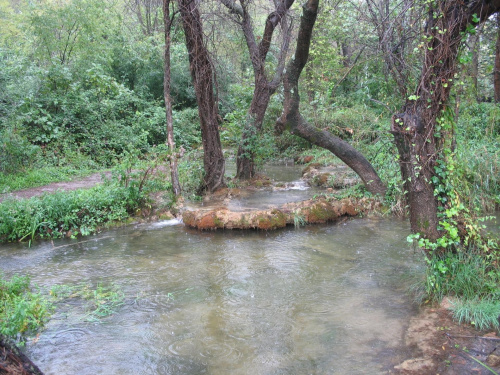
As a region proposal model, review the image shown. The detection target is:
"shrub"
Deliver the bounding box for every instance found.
[0,130,40,174]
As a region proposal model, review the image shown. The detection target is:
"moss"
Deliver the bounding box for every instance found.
[314,173,330,186]
[302,163,322,175]
[341,202,359,216]
[214,216,224,228]
[306,202,339,223]
[239,215,249,227]
[270,209,287,227]
[158,212,174,220]
[182,211,196,227]
[257,216,272,230]
[256,210,287,230]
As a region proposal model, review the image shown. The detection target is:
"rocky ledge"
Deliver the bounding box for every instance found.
[182,196,379,230]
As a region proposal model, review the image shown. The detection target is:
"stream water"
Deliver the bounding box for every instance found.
[0,163,429,374]
[0,218,424,374]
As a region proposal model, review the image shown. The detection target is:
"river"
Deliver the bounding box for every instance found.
[0,163,428,374]
[1,216,426,374]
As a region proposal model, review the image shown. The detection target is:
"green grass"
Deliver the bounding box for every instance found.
[452,297,500,331]
[412,248,500,331]
[454,140,500,211]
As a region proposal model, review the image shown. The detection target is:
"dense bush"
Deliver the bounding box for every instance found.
[454,102,500,210]
[457,102,500,140]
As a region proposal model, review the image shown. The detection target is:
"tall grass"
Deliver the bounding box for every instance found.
[452,298,500,331]
[454,102,500,211]
[454,141,499,211]
[412,248,500,331]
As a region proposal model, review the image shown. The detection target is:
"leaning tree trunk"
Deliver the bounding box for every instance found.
[391,0,500,240]
[277,0,387,196]
[163,0,181,196]
[495,12,500,103]
[179,0,225,193]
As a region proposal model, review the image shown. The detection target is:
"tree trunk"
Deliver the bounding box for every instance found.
[235,73,273,179]
[277,0,386,196]
[341,42,351,67]
[470,22,484,101]
[179,0,225,193]
[391,0,500,240]
[163,0,181,196]
[392,107,440,240]
[0,334,44,375]
[495,13,500,103]
[223,0,294,179]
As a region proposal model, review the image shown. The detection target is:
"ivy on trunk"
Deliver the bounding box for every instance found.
[391,0,500,241]
[179,0,225,193]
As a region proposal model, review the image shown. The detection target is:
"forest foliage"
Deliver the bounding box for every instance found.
[0,0,499,332]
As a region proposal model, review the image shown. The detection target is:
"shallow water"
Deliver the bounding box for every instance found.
[193,162,320,212]
[0,215,423,375]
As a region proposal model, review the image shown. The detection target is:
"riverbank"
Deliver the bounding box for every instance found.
[394,299,500,374]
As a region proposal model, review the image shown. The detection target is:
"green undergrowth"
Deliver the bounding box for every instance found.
[0,183,146,242]
[409,103,500,332]
[0,273,125,343]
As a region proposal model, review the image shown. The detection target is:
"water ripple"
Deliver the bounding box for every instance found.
[130,293,175,313]
[49,327,90,346]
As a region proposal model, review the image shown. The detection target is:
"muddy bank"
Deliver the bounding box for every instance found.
[182,196,379,230]
[394,301,500,374]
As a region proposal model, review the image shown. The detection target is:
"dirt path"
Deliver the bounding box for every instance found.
[0,172,112,203]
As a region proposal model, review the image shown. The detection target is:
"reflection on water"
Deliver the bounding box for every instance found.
[0,216,422,374]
